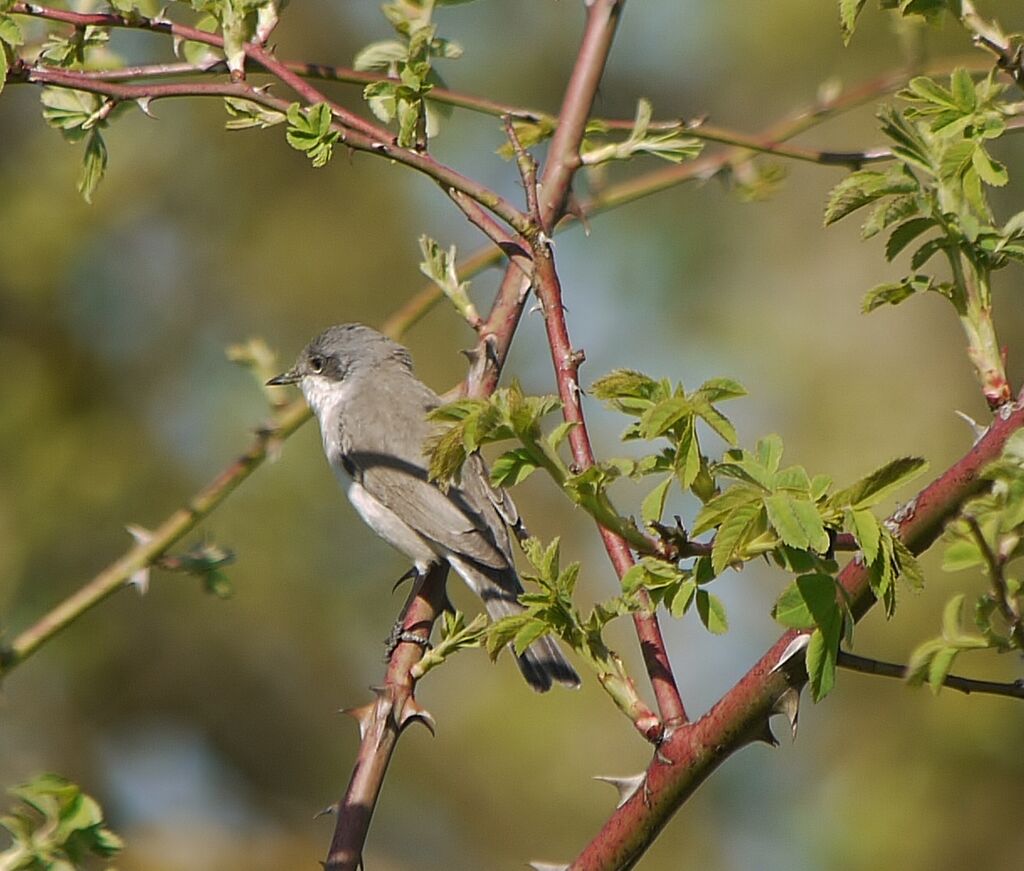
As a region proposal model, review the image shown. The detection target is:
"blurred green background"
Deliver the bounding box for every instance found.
[2,2,1023,869]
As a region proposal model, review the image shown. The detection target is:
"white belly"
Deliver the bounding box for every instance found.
[347,481,439,572]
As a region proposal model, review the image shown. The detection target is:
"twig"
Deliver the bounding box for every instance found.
[569,401,1024,869]
[11,6,532,236]
[837,650,1024,699]
[324,565,448,871]
[0,397,311,677]
[965,516,1024,650]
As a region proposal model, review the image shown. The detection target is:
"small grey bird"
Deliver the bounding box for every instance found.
[269,324,580,692]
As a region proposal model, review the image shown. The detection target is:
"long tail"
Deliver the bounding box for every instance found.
[447,555,580,692]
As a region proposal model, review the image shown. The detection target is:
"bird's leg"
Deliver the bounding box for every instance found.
[383,568,437,659]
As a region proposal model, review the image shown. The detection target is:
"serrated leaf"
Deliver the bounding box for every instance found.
[885,217,935,261]
[353,38,407,71]
[641,475,674,524]
[806,625,837,700]
[639,395,690,439]
[674,419,701,489]
[839,0,868,44]
[773,572,837,630]
[757,434,784,475]
[77,129,107,204]
[711,501,762,574]
[892,536,925,589]
[695,588,728,634]
[512,619,548,655]
[942,537,983,571]
[972,146,1008,187]
[861,193,921,240]
[668,577,697,617]
[849,507,881,564]
[490,448,538,487]
[693,484,762,535]
[832,456,927,510]
[926,645,958,693]
[765,493,831,553]
[862,280,917,312]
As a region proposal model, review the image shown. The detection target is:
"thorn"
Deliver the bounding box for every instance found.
[772,686,801,739]
[771,634,811,673]
[751,718,779,747]
[314,803,337,819]
[125,524,154,594]
[135,97,157,118]
[955,410,988,443]
[339,701,377,741]
[398,697,436,735]
[594,773,646,809]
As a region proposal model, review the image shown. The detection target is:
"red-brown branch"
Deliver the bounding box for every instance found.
[569,400,1024,870]
[324,565,448,871]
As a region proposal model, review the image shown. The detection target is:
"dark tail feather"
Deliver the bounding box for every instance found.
[516,632,581,693]
[448,555,581,692]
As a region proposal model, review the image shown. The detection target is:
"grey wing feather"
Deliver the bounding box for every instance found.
[341,372,515,572]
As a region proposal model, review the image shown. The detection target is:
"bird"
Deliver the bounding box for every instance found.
[268,323,580,692]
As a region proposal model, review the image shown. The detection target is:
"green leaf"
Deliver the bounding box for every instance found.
[764,493,831,553]
[824,165,917,225]
[972,146,1008,187]
[862,280,917,312]
[849,507,881,564]
[224,97,287,130]
[695,589,728,634]
[892,536,926,589]
[757,434,784,475]
[806,625,837,700]
[773,572,837,630]
[838,0,867,44]
[692,484,762,536]
[0,14,24,47]
[353,38,407,71]
[639,395,690,439]
[512,619,548,655]
[831,456,927,510]
[927,645,958,693]
[641,475,674,524]
[711,501,763,574]
[490,448,538,487]
[77,129,107,204]
[885,217,935,261]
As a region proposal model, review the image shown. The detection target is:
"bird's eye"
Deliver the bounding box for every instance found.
[309,355,325,374]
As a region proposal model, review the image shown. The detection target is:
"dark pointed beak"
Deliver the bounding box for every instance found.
[267,369,301,386]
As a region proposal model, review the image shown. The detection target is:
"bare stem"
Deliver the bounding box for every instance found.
[837,650,1024,699]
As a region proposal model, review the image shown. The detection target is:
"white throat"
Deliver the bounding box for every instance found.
[300,375,353,468]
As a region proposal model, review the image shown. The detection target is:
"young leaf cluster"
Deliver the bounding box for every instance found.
[417,236,480,327]
[285,102,340,168]
[840,0,962,45]
[411,610,488,680]
[825,70,1020,318]
[40,88,120,204]
[355,1,467,148]
[188,0,277,77]
[486,538,650,722]
[426,382,566,490]
[580,99,703,167]
[911,431,1024,690]
[0,11,24,97]
[0,774,123,870]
